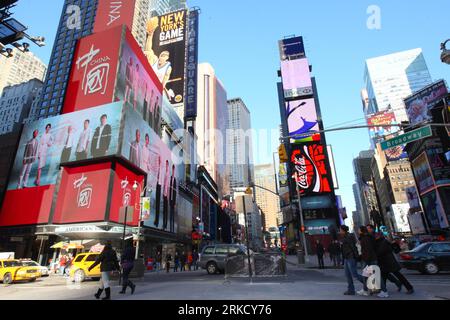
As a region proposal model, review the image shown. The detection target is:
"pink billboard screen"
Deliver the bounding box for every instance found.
[281,59,313,99]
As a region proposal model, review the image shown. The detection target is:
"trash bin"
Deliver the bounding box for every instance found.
[297,250,305,265]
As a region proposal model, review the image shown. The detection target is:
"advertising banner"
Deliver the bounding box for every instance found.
[279,36,305,61]
[291,143,332,195]
[412,152,434,195]
[141,197,151,221]
[438,187,450,224]
[389,204,411,233]
[120,104,184,232]
[161,97,184,132]
[176,195,193,238]
[144,9,187,108]
[7,102,123,191]
[366,111,399,144]
[285,99,319,138]
[93,0,137,34]
[278,163,288,188]
[408,212,427,235]
[52,163,112,224]
[115,32,163,136]
[426,147,450,187]
[421,190,449,229]
[281,59,313,99]
[384,145,408,162]
[185,9,199,119]
[64,26,124,113]
[406,186,422,213]
[304,219,335,235]
[404,79,448,125]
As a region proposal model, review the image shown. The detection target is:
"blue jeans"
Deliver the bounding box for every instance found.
[344,258,365,293]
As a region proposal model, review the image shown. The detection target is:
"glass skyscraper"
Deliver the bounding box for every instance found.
[35,0,98,120]
[362,48,433,122]
[150,0,187,15]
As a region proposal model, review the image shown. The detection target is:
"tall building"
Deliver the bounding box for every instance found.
[254,164,280,232]
[35,0,98,120]
[0,48,46,95]
[195,63,229,198]
[150,0,187,15]
[35,0,151,120]
[0,79,43,135]
[363,48,433,122]
[227,98,254,190]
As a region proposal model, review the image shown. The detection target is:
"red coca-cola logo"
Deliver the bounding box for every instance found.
[291,148,316,194]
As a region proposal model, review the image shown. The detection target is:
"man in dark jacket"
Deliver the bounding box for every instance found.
[90,114,112,158]
[357,226,378,296]
[339,225,365,296]
[88,241,120,300]
[119,243,136,295]
[316,240,325,269]
[374,232,414,297]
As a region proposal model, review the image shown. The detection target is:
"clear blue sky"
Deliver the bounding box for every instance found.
[13,0,450,216]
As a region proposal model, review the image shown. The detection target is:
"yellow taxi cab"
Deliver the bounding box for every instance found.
[69,253,101,283]
[0,259,42,284]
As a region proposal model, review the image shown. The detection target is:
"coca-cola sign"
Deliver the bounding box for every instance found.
[291,143,332,195]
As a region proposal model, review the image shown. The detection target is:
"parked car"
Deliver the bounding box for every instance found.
[20,260,49,277]
[400,242,450,275]
[198,244,251,274]
[69,253,101,283]
[0,259,41,284]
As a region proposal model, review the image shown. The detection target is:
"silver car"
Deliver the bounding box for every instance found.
[199,244,250,274]
[21,260,49,277]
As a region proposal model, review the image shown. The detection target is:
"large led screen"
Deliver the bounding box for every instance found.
[144,10,187,109]
[7,102,123,191]
[366,111,399,144]
[281,59,313,99]
[120,104,184,232]
[411,152,434,195]
[285,99,319,138]
[421,190,449,229]
[93,0,137,34]
[291,143,332,195]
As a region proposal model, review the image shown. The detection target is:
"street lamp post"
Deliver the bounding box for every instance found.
[218,227,222,243]
[293,172,310,263]
[441,39,450,65]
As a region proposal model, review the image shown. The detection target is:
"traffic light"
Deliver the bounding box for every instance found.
[245,187,253,195]
[300,225,305,233]
[278,144,288,163]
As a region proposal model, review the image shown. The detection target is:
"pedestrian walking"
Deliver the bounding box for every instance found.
[88,241,121,300]
[374,232,414,298]
[173,252,180,272]
[193,250,199,271]
[156,251,162,272]
[335,240,343,267]
[119,242,136,295]
[328,241,336,267]
[187,252,193,271]
[315,240,325,269]
[339,225,365,296]
[165,253,172,273]
[180,252,186,272]
[357,226,378,296]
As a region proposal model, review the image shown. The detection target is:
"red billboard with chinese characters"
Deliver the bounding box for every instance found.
[291,143,332,195]
[109,162,144,226]
[52,163,112,224]
[93,0,137,34]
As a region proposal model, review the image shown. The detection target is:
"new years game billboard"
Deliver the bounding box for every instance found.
[120,105,184,232]
[144,10,187,109]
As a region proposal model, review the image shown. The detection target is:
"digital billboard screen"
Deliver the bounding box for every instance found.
[185,9,200,119]
[366,111,399,144]
[93,0,137,34]
[285,99,319,138]
[144,10,187,109]
[120,104,184,232]
[412,152,434,195]
[426,147,450,187]
[291,143,332,195]
[7,102,123,191]
[281,59,313,99]
[384,145,408,162]
[279,36,305,61]
[421,190,449,229]
[404,79,448,125]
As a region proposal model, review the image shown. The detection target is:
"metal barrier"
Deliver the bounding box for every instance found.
[225,253,286,278]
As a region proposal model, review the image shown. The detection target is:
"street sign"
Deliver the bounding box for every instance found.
[380,126,432,150]
[36,235,49,241]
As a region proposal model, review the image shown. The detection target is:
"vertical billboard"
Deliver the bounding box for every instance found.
[389,204,411,233]
[406,186,422,213]
[279,36,305,61]
[291,143,332,195]
[144,10,187,108]
[426,147,450,187]
[120,104,184,232]
[93,0,137,34]
[421,190,449,229]
[384,145,408,162]
[285,99,319,138]
[366,111,399,144]
[412,152,434,195]
[52,163,112,224]
[408,212,427,235]
[185,9,199,119]
[281,59,313,99]
[404,79,448,125]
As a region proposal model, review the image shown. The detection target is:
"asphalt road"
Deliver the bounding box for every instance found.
[0,262,449,300]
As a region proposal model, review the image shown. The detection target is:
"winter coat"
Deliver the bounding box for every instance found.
[316,244,325,256]
[375,237,401,274]
[341,233,359,260]
[359,234,377,264]
[121,246,135,270]
[90,248,120,272]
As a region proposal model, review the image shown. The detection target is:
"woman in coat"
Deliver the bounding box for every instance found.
[374,233,414,298]
[88,241,120,300]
